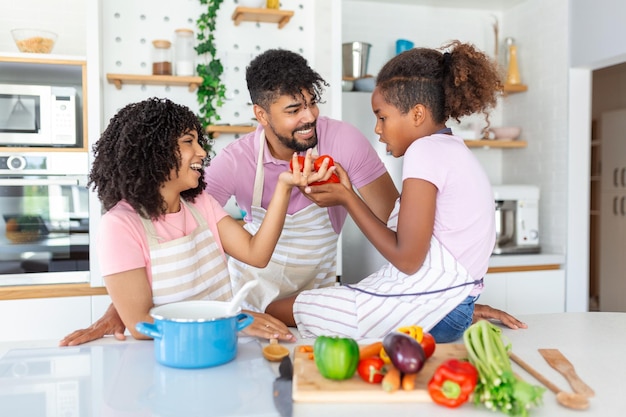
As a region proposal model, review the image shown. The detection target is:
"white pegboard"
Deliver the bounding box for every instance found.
[100,0,314,139]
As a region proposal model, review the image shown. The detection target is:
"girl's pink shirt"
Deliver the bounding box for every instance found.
[97,192,229,284]
[403,133,495,280]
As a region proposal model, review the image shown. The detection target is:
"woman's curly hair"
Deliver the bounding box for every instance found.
[246,49,329,110]
[89,97,207,219]
[376,40,503,127]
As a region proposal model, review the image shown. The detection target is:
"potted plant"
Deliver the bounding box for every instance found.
[196,0,227,153]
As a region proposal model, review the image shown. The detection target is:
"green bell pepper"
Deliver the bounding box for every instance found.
[313,335,359,381]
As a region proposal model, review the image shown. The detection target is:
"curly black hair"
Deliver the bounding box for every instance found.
[245,49,329,110]
[376,40,503,126]
[89,97,207,219]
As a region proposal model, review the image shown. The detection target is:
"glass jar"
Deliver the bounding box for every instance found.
[266,0,279,9]
[174,28,195,76]
[152,40,172,75]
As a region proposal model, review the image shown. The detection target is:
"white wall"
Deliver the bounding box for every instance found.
[500,0,570,256]
[570,0,626,69]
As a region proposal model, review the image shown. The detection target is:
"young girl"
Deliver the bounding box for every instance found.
[285,41,501,342]
[62,98,325,343]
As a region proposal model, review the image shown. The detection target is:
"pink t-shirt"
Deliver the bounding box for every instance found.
[204,116,387,234]
[98,193,229,284]
[403,133,495,280]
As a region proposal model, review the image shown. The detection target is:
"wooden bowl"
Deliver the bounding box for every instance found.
[262,339,290,362]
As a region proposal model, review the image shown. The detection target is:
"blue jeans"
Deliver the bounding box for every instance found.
[429,295,476,343]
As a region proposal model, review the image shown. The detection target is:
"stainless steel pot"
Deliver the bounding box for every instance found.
[342,42,371,79]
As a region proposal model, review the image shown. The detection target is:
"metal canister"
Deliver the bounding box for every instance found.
[342,42,371,79]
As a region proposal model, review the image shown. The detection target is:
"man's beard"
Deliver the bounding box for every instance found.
[266,121,318,152]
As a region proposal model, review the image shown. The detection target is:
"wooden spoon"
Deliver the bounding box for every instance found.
[538,348,595,398]
[509,352,590,410]
[262,338,290,362]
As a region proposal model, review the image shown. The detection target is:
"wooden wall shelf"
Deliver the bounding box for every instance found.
[503,83,528,94]
[207,125,256,138]
[106,73,203,92]
[465,140,527,148]
[231,7,294,29]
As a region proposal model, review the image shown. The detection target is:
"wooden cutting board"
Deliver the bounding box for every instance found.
[293,343,468,403]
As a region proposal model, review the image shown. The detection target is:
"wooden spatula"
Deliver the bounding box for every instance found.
[538,349,595,398]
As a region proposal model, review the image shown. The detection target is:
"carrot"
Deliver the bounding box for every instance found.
[298,345,314,353]
[402,372,418,391]
[382,365,401,392]
[359,341,383,360]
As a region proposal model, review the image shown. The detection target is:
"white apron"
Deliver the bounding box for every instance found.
[293,198,481,339]
[139,199,233,305]
[228,131,338,312]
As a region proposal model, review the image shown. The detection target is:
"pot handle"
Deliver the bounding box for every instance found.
[135,322,162,339]
[236,313,254,332]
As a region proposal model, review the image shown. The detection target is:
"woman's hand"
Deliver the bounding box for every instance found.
[282,149,338,189]
[241,310,296,342]
[59,303,127,346]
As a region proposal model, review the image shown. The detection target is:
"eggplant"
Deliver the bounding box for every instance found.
[382,331,426,374]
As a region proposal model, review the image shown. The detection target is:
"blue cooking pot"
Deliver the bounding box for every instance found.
[136,300,253,369]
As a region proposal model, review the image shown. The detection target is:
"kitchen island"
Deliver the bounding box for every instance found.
[0,312,620,416]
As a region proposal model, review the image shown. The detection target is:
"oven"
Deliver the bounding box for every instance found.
[0,153,90,286]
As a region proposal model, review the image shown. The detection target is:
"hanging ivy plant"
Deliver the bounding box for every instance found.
[196,0,226,151]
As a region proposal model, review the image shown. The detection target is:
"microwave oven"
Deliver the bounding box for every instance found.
[0,84,80,148]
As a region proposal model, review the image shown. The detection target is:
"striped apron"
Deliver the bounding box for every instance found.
[293,198,480,339]
[228,131,338,312]
[140,199,233,306]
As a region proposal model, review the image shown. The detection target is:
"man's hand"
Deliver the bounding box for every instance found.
[473,303,528,329]
[59,303,126,346]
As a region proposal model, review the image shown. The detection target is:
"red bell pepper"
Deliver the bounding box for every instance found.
[428,358,478,408]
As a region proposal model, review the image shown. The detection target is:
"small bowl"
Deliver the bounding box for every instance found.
[354,76,376,92]
[11,29,57,54]
[488,126,522,140]
[262,338,290,362]
[342,79,354,92]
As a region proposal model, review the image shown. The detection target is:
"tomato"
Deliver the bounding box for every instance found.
[420,333,436,359]
[289,155,306,172]
[357,357,386,384]
[313,336,360,381]
[311,154,340,186]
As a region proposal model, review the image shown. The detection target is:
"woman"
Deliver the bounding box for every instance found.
[64,97,325,343]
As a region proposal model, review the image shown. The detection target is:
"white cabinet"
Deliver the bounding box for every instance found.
[599,109,626,312]
[0,294,112,342]
[479,269,566,315]
[0,297,92,342]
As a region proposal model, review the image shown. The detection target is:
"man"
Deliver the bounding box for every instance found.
[60,49,524,346]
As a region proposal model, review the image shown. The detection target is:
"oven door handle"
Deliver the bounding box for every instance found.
[0,178,82,186]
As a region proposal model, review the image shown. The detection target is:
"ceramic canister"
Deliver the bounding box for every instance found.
[136,300,253,369]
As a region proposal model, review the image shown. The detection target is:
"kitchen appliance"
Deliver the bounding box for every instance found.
[342,42,371,79]
[0,152,90,286]
[0,84,80,148]
[492,184,540,254]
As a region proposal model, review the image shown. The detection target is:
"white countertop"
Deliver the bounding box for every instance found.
[488,252,565,268]
[0,312,619,417]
